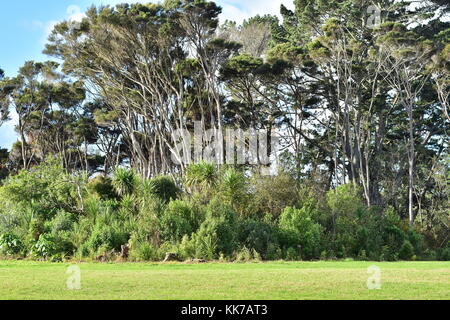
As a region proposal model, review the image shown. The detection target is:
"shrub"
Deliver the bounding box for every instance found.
[32,234,59,259]
[86,224,129,252]
[87,176,118,200]
[191,227,218,260]
[251,173,299,217]
[0,158,83,224]
[237,219,276,257]
[129,241,158,261]
[0,233,24,256]
[252,249,262,261]
[285,247,298,261]
[407,230,424,257]
[326,184,365,217]
[144,176,180,204]
[217,168,249,215]
[178,235,196,260]
[399,241,414,260]
[380,245,399,262]
[437,247,450,261]
[266,243,283,260]
[50,211,76,234]
[235,246,253,262]
[112,168,138,196]
[185,162,218,192]
[159,200,200,242]
[184,162,218,203]
[279,206,322,259]
[200,199,238,255]
[29,219,46,241]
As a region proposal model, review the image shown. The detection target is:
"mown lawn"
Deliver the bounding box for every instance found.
[0,260,448,300]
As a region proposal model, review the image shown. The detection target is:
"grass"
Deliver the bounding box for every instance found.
[0,260,448,300]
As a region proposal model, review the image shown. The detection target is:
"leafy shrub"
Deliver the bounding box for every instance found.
[326,184,365,217]
[29,219,46,241]
[437,247,450,261]
[380,245,399,262]
[0,233,24,256]
[266,243,283,260]
[191,228,218,260]
[87,176,118,200]
[185,162,218,192]
[217,169,249,215]
[129,241,158,261]
[178,235,196,260]
[145,176,180,204]
[285,247,298,261]
[184,162,218,203]
[235,246,253,262]
[112,168,138,196]
[0,158,83,223]
[279,206,322,259]
[251,173,299,217]
[86,224,129,252]
[50,211,76,234]
[32,234,59,259]
[159,200,200,242]
[237,219,277,257]
[194,199,238,256]
[399,241,414,260]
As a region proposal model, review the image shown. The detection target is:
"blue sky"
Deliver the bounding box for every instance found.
[0,0,293,149]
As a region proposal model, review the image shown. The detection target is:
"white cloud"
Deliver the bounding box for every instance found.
[219,0,294,24]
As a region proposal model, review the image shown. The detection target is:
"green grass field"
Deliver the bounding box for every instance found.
[0,261,448,300]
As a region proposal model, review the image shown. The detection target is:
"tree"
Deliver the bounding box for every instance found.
[44,1,240,178]
[0,67,10,128]
[375,23,435,227]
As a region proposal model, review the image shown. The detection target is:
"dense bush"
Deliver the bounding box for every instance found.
[0,160,447,262]
[159,200,200,242]
[184,199,237,259]
[87,176,118,200]
[237,218,277,259]
[0,233,24,256]
[279,206,322,259]
[144,176,180,204]
[251,173,300,217]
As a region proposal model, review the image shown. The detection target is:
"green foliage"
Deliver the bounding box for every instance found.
[50,211,76,234]
[187,199,238,259]
[185,162,218,198]
[266,243,283,261]
[217,168,249,214]
[235,246,253,262]
[251,173,299,217]
[87,176,118,200]
[279,206,322,259]
[159,200,200,243]
[129,235,159,262]
[112,168,138,197]
[144,176,180,203]
[237,219,277,257]
[0,233,24,256]
[86,223,129,253]
[285,247,298,261]
[399,241,415,261]
[0,158,83,221]
[32,234,58,259]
